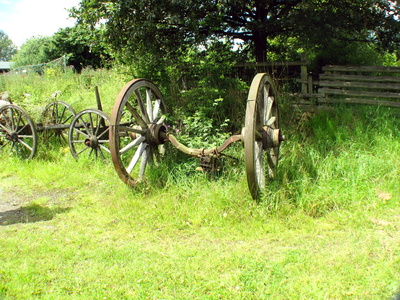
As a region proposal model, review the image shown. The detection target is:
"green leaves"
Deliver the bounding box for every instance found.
[0,31,17,62]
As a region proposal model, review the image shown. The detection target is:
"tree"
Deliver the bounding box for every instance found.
[53,25,112,72]
[12,36,58,68]
[0,30,17,61]
[71,0,400,64]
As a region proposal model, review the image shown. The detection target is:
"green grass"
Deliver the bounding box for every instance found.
[1,71,400,299]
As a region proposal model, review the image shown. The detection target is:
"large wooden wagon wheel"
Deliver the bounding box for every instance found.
[244,73,281,200]
[0,104,38,159]
[68,109,110,160]
[41,101,76,144]
[109,79,168,186]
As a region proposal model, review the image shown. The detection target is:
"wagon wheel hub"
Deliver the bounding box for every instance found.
[85,136,98,148]
[261,126,284,150]
[6,132,19,142]
[149,124,167,146]
[129,124,167,147]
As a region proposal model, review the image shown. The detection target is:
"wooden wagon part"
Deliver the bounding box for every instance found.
[108,73,285,200]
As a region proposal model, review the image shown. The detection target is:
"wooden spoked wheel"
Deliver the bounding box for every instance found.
[68,109,110,160]
[0,104,38,159]
[41,101,76,144]
[109,79,168,186]
[244,73,280,200]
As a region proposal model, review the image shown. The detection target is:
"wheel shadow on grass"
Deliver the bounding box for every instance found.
[0,204,71,226]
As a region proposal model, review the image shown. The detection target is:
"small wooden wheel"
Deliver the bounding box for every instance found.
[109,79,168,186]
[244,73,281,200]
[68,109,110,160]
[0,104,38,159]
[41,101,76,144]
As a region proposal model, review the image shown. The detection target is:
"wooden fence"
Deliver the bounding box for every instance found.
[299,64,400,108]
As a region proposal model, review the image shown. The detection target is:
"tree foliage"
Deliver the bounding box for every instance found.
[53,25,112,72]
[0,30,17,61]
[71,0,400,64]
[12,36,58,68]
[11,27,112,72]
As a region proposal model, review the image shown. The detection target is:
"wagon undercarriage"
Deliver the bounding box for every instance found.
[0,73,284,200]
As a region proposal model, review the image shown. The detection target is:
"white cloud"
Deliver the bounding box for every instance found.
[0,0,81,47]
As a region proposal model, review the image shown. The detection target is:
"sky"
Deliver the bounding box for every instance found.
[0,0,81,48]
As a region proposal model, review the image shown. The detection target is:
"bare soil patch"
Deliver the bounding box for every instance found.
[0,177,72,225]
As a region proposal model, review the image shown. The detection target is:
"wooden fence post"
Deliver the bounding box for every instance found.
[300,53,309,94]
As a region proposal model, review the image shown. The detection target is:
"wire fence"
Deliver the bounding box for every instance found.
[4,56,67,76]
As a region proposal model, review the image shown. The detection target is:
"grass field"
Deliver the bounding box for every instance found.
[1,71,400,299]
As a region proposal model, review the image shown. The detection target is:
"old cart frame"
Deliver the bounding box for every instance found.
[0,100,76,159]
[108,73,284,200]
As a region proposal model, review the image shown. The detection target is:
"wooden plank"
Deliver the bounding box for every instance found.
[319,80,400,91]
[297,93,325,98]
[319,88,400,99]
[322,65,400,73]
[235,61,311,68]
[320,73,400,83]
[318,97,400,108]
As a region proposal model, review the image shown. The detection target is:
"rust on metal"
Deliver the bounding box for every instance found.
[165,133,242,158]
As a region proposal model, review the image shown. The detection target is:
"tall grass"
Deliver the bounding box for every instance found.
[0,69,399,299]
[0,68,127,120]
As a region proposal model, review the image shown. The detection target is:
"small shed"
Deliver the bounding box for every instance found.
[0,62,14,73]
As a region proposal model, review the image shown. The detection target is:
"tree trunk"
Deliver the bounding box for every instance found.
[253,30,268,72]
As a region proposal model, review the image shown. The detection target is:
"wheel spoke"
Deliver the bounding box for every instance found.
[135,89,150,123]
[16,123,28,135]
[60,105,67,123]
[117,125,147,135]
[52,103,58,123]
[153,99,161,121]
[60,133,68,144]
[125,102,148,128]
[266,116,276,126]
[139,147,150,178]
[89,113,95,132]
[10,108,15,130]
[94,115,101,136]
[0,123,9,133]
[1,111,10,129]
[18,134,34,139]
[98,147,106,160]
[63,114,73,124]
[17,139,33,152]
[97,127,109,139]
[99,144,111,153]
[146,88,154,122]
[0,139,12,149]
[73,127,90,138]
[15,111,23,129]
[76,146,90,156]
[156,115,166,125]
[81,117,93,135]
[255,141,264,187]
[119,135,146,154]
[126,142,147,174]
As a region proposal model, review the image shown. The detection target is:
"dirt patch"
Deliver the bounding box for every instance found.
[0,180,73,225]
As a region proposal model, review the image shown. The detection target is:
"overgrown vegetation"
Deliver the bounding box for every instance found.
[0,69,399,298]
[1,1,399,297]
